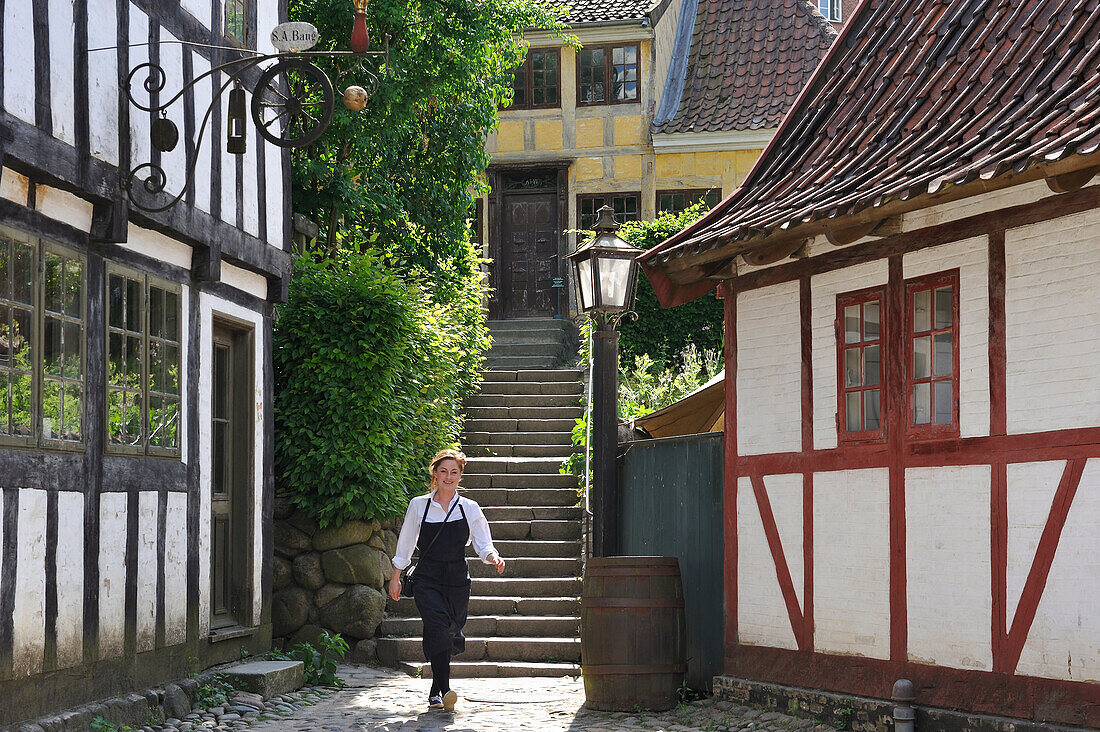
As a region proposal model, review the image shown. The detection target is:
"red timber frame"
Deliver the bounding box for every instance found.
[719,184,1100,727]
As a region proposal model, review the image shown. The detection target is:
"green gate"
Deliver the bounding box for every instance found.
[618,432,724,691]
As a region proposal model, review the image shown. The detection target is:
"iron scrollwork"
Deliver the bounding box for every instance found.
[123,44,385,213]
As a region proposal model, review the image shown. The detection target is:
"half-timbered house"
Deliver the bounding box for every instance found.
[640,0,1099,725]
[0,0,289,724]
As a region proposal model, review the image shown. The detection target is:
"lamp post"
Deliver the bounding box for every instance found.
[568,205,644,558]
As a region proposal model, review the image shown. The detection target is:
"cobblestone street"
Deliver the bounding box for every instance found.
[248,666,836,732]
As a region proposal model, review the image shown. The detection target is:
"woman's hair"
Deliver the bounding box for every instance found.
[428,448,467,490]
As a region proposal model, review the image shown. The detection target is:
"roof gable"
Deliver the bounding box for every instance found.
[643,0,1100,298]
[654,0,836,134]
[564,0,654,23]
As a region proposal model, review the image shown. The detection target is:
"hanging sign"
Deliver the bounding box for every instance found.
[271,22,320,53]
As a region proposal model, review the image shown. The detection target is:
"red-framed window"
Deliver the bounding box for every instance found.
[837,288,883,440]
[906,271,959,435]
[507,49,561,109]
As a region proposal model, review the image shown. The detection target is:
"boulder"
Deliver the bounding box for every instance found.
[381,530,398,557]
[368,533,386,551]
[273,556,293,591]
[286,511,319,537]
[273,496,295,520]
[351,638,377,664]
[315,583,348,608]
[321,544,384,587]
[291,623,324,649]
[318,584,386,639]
[271,586,309,637]
[273,522,311,558]
[292,552,325,591]
[378,551,394,589]
[313,520,373,551]
[163,683,191,720]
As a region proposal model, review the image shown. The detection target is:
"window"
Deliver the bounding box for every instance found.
[0,230,85,448]
[819,0,842,21]
[578,193,640,230]
[107,268,182,455]
[578,44,639,105]
[837,289,882,439]
[225,0,247,45]
[657,189,721,215]
[907,272,958,433]
[507,49,561,109]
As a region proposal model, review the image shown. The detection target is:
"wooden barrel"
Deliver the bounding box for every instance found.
[580,556,686,711]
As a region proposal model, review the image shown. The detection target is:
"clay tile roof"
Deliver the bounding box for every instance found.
[654,0,836,134]
[564,0,653,23]
[643,0,1100,301]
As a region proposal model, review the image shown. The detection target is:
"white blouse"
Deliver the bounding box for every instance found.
[391,490,499,571]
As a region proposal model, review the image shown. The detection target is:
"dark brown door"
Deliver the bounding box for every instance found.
[211,323,253,630]
[502,192,558,318]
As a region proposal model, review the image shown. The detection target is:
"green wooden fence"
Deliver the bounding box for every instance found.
[618,431,725,691]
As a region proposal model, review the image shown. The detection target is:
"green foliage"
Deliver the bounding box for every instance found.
[618,346,722,419]
[271,630,349,687]
[274,249,489,526]
[616,205,725,369]
[90,718,132,732]
[289,0,570,270]
[194,673,239,709]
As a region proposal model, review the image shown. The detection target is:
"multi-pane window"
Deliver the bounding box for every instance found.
[819,0,842,21]
[225,0,247,45]
[578,44,639,105]
[0,232,85,448]
[508,49,561,109]
[657,189,721,215]
[837,290,882,438]
[907,273,957,432]
[107,269,182,455]
[578,193,640,230]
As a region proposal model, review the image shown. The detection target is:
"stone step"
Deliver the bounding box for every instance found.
[489,330,570,346]
[377,636,581,665]
[480,369,583,382]
[394,660,581,678]
[462,474,578,490]
[487,342,562,358]
[481,506,581,521]
[488,520,582,541]
[488,318,569,331]
[462,418,578,434]
[464,444,577,458]
[388,595,581,617]
[465,456,569,475]
[462,431,573,446]
[380,615,580,638]
[466,393,581,408]
[462,487,579,507]
[471,577,582,597]
[488,539,582,558]
[483,356,560,370]
[475,380,583,396]
[464,405,584,420]
[466,556,581,578]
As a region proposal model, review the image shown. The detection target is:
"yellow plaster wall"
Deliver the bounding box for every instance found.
[576,118,603,148]
[613,115,646,147]
[495,120,525,153]
[575,157,605,181]
[534,120,564,150]
[613,154,644,180]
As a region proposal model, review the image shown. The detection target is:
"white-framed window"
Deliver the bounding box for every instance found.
[819,0,842,22]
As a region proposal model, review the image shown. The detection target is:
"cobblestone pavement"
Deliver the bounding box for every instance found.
[249,665,838,732]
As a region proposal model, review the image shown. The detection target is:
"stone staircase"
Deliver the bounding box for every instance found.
[377,366,585,678]
[484,318,576,370]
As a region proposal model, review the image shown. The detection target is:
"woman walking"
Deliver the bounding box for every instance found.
[388,449,505,711]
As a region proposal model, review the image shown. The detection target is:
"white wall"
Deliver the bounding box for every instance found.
[1009,459,1100,682]
[99,492,128,658]
[88,0,120,164]
[737,473,803,650]
[3,0,36,124]
[55,491,85,669]
[136,491,160,653]
[813,468,891,659]
[903,236,990,438]
[164,492,189,646]
[49,0,76,146]
[1005,207,1100,434]
[906,465,992,671]
[13,489,47,677]
[811,261,889,450]
[736,281,802,455]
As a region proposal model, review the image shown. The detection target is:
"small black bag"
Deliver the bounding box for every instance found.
[400,497,458,599]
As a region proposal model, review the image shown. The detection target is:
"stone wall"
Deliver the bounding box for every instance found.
[271,500,398,658]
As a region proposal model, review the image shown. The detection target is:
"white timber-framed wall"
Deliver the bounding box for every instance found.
[719,174,1100,724]
[0,0,290,724]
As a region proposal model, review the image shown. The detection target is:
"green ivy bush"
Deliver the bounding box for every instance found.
[615,205,724,369]
[273,249,489,526]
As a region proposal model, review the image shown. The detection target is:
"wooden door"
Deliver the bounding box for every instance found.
[211,323,253,629]
[502,192,558,318]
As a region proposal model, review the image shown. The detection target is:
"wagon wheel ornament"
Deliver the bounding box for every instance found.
[251,58,335,148]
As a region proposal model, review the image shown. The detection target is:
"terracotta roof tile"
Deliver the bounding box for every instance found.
[654,0,836,134]
[644,0,1100,290]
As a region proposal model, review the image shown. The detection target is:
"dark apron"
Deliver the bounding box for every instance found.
[412,502,471,659]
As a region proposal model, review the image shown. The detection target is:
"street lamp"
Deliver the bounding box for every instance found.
[568,205,643,558]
